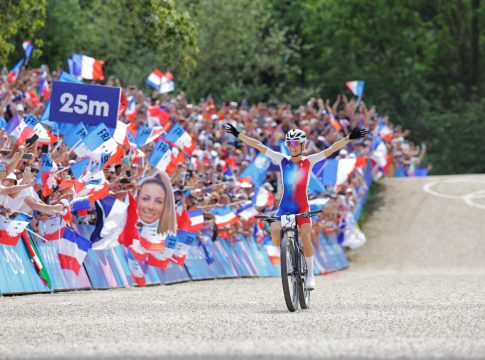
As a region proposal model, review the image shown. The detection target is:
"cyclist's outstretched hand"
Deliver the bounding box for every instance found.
[225,123,240,138]
[349,127,368,140]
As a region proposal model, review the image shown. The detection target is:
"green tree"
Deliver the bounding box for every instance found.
[180,0,301,103]
[0,0,47,65]
[37,0,197,86]
[418,101,485,174]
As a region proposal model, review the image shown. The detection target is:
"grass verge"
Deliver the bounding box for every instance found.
[358,181,384,230]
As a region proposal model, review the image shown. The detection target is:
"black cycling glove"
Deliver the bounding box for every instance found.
[349,127,368,140]
[225,123,240,138]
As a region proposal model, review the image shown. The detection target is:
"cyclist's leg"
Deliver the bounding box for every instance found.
[299,221,316,289]
[270,221,282,247]
[299,222,314,257]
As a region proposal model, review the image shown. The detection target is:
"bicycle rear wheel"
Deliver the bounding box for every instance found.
[299,251,311,309]
[280,231,299,312]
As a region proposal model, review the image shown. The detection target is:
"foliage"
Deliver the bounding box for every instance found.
[37,0,198,85]
[178,0,302,103]
[0,0,47,65]
[417,100,485,174]
[359,181,383,229]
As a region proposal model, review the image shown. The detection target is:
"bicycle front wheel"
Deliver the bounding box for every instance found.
[280,231,299,312]
[299,251,311,309]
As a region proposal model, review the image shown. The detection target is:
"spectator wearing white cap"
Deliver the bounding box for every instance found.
[338,149,348,159]
[15,103,25,117]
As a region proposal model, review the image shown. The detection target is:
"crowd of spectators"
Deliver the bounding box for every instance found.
[0,64,427,249]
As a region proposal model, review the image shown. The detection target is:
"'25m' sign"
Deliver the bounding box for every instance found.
[50,81,121,128]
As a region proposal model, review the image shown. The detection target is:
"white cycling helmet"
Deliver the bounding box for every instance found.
[285,129,307,143]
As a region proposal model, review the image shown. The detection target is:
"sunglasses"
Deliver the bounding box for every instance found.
[286,140,301,147]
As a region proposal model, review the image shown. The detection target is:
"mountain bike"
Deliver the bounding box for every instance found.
[256,210,322,312]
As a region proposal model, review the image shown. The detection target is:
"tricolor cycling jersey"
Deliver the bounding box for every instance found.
[264,148,326,216]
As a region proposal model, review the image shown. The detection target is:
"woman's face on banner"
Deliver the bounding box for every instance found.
[137,183,166,225]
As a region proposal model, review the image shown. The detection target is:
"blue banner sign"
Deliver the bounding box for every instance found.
[50,81,120,128]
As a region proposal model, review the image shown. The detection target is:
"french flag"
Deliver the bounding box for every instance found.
[127,132,145,163]
[148,139,172,172]
[70,196,91,214]
[39,216,66,241]
[70,158,90,180]
[146,69,164,89]
[252,186,275,208]
[189,210,204,231]
[0,213,32,246]
[7,59,24,83]
[38,78,50,100]
[113,121,144,161]
[117,192,138,247]
[322,158,357,186]
[63,122,88,154]
[345,80,365,97]
[25,91,40,107]
[170,230,196,266]
[5,115,33,144]
[83,123,124,169]
[90,196,129,250]
[113,120,130,146]
[22,40,33,60]
[5,114,50,145]
[165,146,186,176]
[147,105,171,126]
[165,124,195,155]
[76,171,110,203]
[135,126,165,147]
[22,114,51,143]
[237,201,258,221]
[36,153,58,197]
[58,227,92,275]
[146,69,174,93]
[71,53,104,81]
[176,205,192,231]
[125,96,137,121]
[160,72,175,93]
[72,123,107,158]
[209,206,239,228]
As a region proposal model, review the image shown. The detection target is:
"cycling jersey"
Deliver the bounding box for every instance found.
[264,148,326,225]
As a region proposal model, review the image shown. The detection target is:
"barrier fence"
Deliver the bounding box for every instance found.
[0,164,373,296]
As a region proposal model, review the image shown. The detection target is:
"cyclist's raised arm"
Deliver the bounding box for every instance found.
[321,127,368,159]
[225,123,268,154]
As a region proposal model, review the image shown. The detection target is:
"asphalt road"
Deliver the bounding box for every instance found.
[1,175,485,360]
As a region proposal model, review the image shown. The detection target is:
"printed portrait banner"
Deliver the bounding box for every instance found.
[50,81,120,128]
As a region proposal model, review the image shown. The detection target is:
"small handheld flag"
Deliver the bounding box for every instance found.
[345,80,365,97]
[22,40,33,60]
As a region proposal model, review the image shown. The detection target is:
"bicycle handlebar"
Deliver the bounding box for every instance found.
[255,209,323,223]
